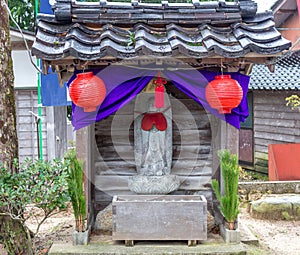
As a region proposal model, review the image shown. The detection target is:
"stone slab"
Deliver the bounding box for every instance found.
[49,242,247,255]
[250,194,300,220]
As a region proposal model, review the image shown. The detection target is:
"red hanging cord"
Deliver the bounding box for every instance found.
[153,71,167,108]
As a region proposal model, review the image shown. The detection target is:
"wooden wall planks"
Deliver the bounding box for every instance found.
[93,83,213,211]
[253,91,300,174]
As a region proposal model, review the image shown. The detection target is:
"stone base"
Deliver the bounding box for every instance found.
[112,195,207,242]
[73,226,91,245]
[128,175,180,194]
[220,225,241,244]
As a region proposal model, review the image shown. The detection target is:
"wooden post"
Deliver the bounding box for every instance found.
[210,116,239,194]
[224,122,239,154]
[210,114,221,182]
[76,124,94,227]
[46,106,68,160]
[46,107,55,160]
[221,121,239,194]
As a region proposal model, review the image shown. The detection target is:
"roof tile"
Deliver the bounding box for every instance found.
[31,0,291,61]
[250,51,300,90]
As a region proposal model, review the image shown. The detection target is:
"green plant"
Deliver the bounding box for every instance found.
[212,150,240,230]
[286,95,300,111]
[127,30,136,47]
[0,158,69,253]
[64,148,86,232]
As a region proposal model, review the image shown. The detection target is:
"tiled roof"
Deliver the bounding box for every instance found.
[31,0,291,61]
[249,51,300,90]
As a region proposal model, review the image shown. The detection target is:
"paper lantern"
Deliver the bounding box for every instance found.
[205,75,243,114]
[69,72,106,112]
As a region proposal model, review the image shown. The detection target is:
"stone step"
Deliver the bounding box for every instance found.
[49,242,247,255]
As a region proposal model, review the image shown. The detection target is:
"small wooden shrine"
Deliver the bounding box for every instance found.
[32,0,290,245]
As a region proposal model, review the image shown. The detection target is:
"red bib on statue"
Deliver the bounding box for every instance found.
[141,112,167,131]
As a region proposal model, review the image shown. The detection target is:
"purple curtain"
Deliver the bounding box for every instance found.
[68,65,249,130]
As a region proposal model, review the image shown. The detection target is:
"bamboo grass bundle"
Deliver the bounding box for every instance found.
[65,148,86,232]
[212,150,239,230]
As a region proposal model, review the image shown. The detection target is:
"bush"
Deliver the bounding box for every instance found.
[0,158,70,235]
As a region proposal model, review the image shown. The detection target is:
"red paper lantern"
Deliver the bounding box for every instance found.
[69,72,106,112]
[205,75,243,114]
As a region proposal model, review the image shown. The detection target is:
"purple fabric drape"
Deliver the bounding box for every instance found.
[164,69,249,125]
[68,65,249,130]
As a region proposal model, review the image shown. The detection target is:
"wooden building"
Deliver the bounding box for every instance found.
[11,28,69,161]
[31,0,290,229]
[239,0,300,174]
[239,51,300,174]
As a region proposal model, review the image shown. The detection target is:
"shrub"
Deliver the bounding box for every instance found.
[0,158,70,235]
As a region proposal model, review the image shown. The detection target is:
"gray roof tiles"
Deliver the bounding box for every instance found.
[31,0,291,61]
[249,51,300,90]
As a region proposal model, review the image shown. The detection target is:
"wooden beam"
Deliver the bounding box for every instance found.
[11,41,33,51]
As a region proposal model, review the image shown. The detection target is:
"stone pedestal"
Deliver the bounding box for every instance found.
[128,175,180,194]
[112,195,207,245]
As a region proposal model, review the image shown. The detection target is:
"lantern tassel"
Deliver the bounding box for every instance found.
[155,85,164,108]
[154,71,166,109]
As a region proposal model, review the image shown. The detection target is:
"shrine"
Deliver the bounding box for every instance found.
[32,0,291,247]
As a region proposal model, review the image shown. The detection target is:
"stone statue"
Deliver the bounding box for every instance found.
[128,90,180,194]
[141,125,168,176]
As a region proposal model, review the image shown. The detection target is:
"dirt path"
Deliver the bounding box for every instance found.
[239,208,300,255]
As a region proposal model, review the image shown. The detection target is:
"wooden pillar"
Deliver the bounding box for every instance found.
[46,106,68,160]
[210,116,239,194]
[46,107,55,160]
[220,121,239,154]
[76,124,95,227]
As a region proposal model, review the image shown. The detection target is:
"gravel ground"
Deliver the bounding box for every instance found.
[239,207,300,255]
[1,206,300,255]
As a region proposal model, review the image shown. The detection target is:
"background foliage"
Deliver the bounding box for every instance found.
[8,0,37,31]
[0,158,70,235]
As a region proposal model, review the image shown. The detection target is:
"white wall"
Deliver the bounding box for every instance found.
[12,50,38,88]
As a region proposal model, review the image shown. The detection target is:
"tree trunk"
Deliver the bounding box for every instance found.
[0,216,33,255]
[0,1,32,254]
[0,0,18,169]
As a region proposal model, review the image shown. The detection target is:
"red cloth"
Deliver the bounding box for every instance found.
[155,85,165,108]
[141,112,167,131]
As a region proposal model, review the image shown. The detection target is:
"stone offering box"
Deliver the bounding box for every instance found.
[112,195,207,246]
